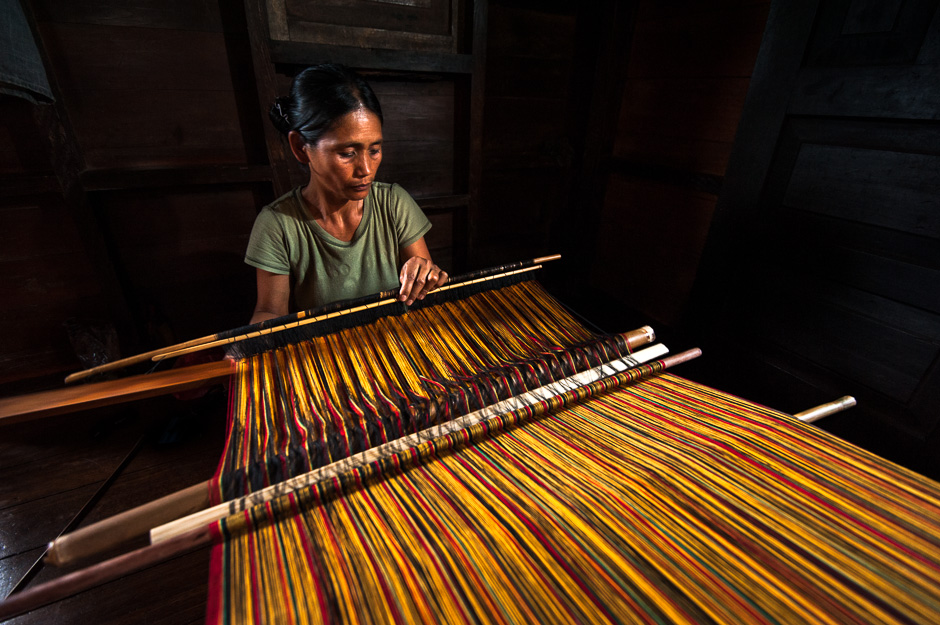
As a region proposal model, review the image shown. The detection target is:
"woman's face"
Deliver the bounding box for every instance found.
[304,108,383,204]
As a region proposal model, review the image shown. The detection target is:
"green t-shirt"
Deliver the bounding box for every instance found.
[245,182,431,310]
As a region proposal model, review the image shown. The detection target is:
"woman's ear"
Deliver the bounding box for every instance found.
[288,131,310,164]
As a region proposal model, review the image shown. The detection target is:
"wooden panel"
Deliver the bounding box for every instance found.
[792,65,940,119]
[591,175,716,326]
[805,0,936,65]
[783,144,940,237]
[0,98,52,175]
[373,79,456,198]
[38,22,248,169]
[627,3,770,78]
[0,198,108,385]
[689,0,940,472]
[278,0,459,53]
[35,0,224,31]
[287,0,453,36]
[745,287,937,406]
[99,187,260,342]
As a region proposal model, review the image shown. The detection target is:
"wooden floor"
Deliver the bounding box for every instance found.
[0,387,228,623]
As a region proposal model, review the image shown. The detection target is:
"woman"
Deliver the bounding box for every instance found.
[245,64,448,324]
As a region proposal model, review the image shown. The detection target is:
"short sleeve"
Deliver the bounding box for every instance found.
[389,183,432,248]
[245,207,291,275]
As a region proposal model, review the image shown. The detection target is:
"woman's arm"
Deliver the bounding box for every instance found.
[399,238,448,306]
[251,268,291,324]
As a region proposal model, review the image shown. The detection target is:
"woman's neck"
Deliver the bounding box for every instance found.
[301,183,364,242]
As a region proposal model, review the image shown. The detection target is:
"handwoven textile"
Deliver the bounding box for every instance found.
[207,374,940,624]
[210,280,617,504]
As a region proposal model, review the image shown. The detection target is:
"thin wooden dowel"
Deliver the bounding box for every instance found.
[0,360,234,425]
[795,395,856,423]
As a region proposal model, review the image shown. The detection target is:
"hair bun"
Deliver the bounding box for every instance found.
[268,96,293,135]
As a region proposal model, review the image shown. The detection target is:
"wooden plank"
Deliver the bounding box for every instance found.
[37,23,234,92]
[80,165,273,191]
[288,20,454,53]
[783,143,940,238]
[242,0,294,198]
[36,0,223,31]
[744,283,936,404]
[804,0,935,65]
[64,87,247,170]
[285,0,454,37]
[791,65,940,119]
[627,3,770,78]
[592,175,717,327]
[617,77,753,145]
[269,40,473,73]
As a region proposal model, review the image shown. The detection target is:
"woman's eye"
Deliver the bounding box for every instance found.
[369,148,382,157]
[339,151,355,158]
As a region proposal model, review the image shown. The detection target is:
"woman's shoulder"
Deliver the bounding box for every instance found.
[370,182,418,215]
[262,187,305,219]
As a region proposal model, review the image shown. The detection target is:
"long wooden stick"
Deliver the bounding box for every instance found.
[42,326,656,567]
[65,255,562,383]
[0,360,234,426]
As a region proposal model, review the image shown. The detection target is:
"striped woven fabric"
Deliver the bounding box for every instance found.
[209,280,628,504]
[207,373,940,624]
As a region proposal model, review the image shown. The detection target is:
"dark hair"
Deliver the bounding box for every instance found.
[269,64,383,146]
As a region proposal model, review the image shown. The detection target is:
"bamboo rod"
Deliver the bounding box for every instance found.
[65,255,562,384]
[0,360,234,426]
[795,395,856,423]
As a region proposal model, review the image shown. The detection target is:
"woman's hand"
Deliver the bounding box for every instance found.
[399,255,448,305]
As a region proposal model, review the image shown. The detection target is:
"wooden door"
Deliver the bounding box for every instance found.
[691,0,940,476]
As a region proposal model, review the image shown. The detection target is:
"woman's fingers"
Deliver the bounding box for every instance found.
[399,258,447,305]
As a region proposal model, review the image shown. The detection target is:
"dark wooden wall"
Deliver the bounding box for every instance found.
[589,0,770,327]
[686,0,940,479]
